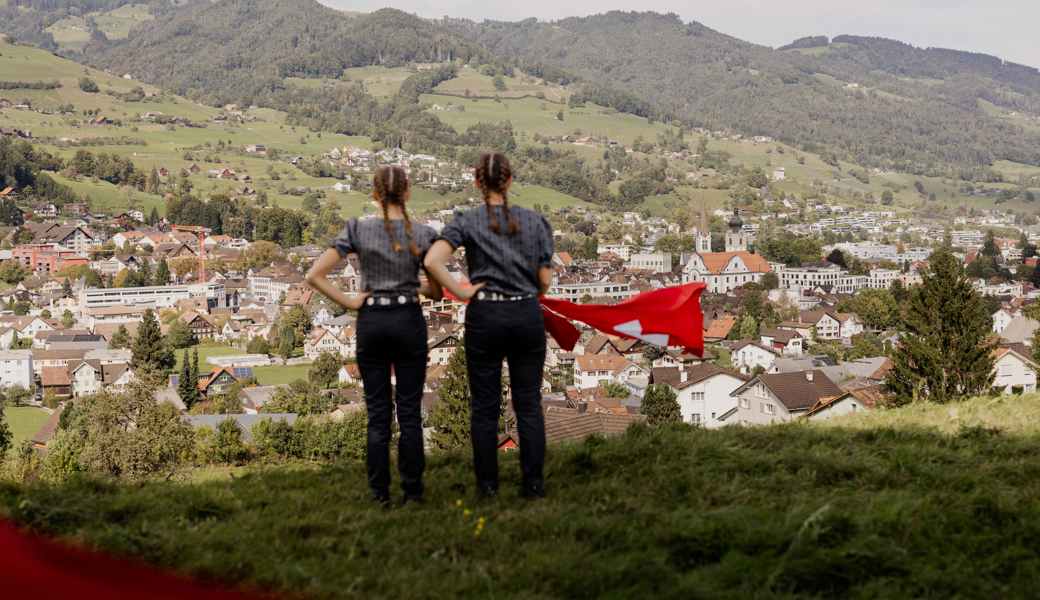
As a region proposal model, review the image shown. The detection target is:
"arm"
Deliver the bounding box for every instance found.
[305,248,369,311]
[424,240,483,301]
[418,269,443,301]
[538,266,553,296]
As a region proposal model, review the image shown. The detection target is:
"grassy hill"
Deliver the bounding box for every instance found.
[4,395,1040,597]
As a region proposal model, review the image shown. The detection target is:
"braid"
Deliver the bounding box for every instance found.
[381,199,401,253]
[475,152,520,236]
[401,203,420,257]
[375,165,408,252]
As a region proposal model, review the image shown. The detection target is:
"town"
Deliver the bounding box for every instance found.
[1,168,1037,452]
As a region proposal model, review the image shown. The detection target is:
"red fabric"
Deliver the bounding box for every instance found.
[0,519,271,600]
[541,283,706,356]
[442,282,706,356]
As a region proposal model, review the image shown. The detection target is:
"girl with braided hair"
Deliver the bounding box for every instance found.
[425,152,555,499]
[306,165,441,506]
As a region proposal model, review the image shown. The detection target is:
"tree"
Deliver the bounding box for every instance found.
[492,74,507,91]
[246,336,271,355]
[178,355,198,410]
[154,258,171,286]
[886,246,995,405]
[78,77,99,93]
[0,260,29,284]
[109,324,131,349]
[167,318,196,349]
[739,315,759,339]
[132,309,175,377]
[61,310,75,329]
[826,248,847,268]
[277,327,296,359]
[761,271,779,290]
[600,382,630,399]
[428,346,471,450]
[641,384,680,425]
[61,278,73,298]
[840,288,898,330]
[881,190,894,205]
[310,352,341,389]
[0,401,12,459]
[262,380,335,415]
[213,419,248,464]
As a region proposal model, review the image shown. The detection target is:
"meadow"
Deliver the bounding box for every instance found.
[5,393,1040,597]
[4,406,49,448]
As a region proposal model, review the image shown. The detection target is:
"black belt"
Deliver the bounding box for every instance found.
[365,294,420,307]
[475,291,537,302]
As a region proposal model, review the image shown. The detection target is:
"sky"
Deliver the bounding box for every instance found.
[319,1,1040,68]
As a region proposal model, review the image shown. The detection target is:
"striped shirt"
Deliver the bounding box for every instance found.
[331,218,436,294]
[439,204,554,296]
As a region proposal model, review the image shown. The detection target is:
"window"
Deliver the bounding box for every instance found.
[691,413,701,424]
[692,391,704,402]
[763,403,776,415]
[739,397,750,409]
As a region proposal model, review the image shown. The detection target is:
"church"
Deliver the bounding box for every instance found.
[682,210,771,294]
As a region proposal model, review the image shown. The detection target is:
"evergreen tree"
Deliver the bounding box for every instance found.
[739,315,759,340]
[154,258,171,285]
[132,309,175,376]
[148,206,160,226]
[109,325,130,349]
[886,246,995,405]
[191,346,200,389]
[429,345,471,450]
[277,327,296,359]
[61,278,72,298]
[1031,264,1040,289]
[147,167,161,194]
[178,356,196,410]
[0,401,12,459]
[641,384,681,425]
[61,310,75,329]
[138,260,152,286]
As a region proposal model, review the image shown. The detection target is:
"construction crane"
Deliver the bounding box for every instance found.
[171,225,212,283]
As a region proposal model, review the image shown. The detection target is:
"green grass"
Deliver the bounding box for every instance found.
[252,364,312,385]
[817,392,1040,434]
[432,66,568,102]
[4,406,49,448]
[174,344,244,372]
[5,406,1040,597]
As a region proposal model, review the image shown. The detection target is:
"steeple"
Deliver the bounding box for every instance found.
[725,207,748,252]
[695,200,712,253]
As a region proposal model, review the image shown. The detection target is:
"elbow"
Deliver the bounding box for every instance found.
[304,271,320,288]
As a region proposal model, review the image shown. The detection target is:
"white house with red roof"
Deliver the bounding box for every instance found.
[682,251,771,294]
[992,347,1037,395]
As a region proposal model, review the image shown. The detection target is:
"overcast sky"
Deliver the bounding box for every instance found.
[320,1,1040,68]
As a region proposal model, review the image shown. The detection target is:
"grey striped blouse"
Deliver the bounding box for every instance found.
[332,218,436,294]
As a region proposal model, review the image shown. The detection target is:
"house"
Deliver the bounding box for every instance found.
[573,354,647,390]
[992,308,1018,334]
[726,370,844,426]
[40,366,72,399]
[338,363,361,386]
[182,312,217,339]
[198,367,240,397]
[999,316,1040,345]
[760,328,804,356]
[704,315,737,342]
[795,310,863,342]
[731,341,779,375]
[428,330,462,366]
[682,251,771,294]
[0,350,33,389]
[543,410,643,444]
[992,348,1038,395]
[651,364,747,428]
[240,385,282,414]
[304,327,356,360]
[805,386,883,421]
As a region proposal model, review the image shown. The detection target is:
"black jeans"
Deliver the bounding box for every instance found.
[464,297,547,491]
[356,303,428,498]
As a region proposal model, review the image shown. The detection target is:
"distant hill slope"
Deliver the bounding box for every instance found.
[443,12,1040,173]
[80,0,492,105]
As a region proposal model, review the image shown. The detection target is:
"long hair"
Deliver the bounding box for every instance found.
[372,165,419,256]
[474,152,519,235]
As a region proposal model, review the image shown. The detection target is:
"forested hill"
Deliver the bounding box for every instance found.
[442,12,1040,174]
[80,0,491,106]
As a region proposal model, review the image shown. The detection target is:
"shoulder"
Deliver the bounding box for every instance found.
[413,223,436,239]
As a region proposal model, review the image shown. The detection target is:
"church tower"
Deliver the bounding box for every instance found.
[725,208,748,252]
[695,201,712,253]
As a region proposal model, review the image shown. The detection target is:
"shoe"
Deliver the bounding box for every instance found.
[477,482,499,499]
[372,492,391,507]
[402,494,424,505]
[521,482,546,499]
